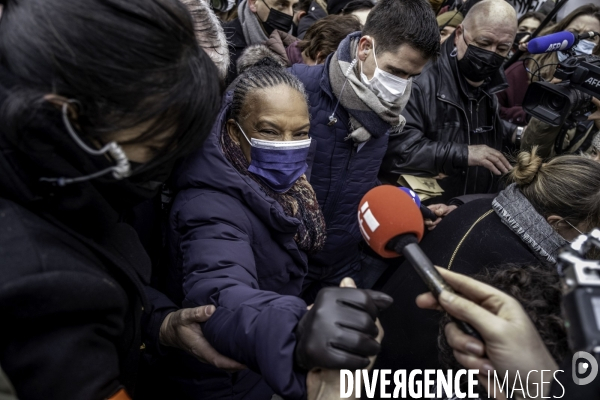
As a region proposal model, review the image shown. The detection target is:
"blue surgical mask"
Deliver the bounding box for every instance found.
[235,121,311,193]
[558,39,596,62]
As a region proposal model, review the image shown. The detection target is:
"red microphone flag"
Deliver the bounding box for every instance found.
[358,185,425,258]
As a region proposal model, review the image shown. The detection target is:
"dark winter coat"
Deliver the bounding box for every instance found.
[496,60,529,126]
[165,93,309,400]
[0,70,172,400]
[373,197,540,388]
[290,59,390,271]
[297,1,327,39]
[381,35,517,202]
[223,18,247,86]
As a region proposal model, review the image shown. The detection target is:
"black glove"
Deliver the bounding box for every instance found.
[295,287,393,371]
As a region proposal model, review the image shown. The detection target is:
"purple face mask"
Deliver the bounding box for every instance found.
[236,121,311,193]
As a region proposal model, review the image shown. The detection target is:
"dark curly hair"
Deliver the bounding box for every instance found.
[438,264,569,398]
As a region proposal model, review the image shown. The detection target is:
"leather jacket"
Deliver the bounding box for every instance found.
[381,34,517,201]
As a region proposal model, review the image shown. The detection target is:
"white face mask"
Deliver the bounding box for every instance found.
[558,39,596,62]
[360,37,410,104]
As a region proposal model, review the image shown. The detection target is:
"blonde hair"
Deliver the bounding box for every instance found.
[510,147,600,229]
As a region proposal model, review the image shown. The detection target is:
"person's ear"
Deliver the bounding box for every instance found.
[546,215,563,229]
[226,119,242,145]
[297,10,307,20]
[454,24,463,47]
[357,36,372,62]
[44,94,79,120]
[315,51,324,64]
[248,0,259,13]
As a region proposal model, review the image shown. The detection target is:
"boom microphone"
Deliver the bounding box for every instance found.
[358,185,482,341]
[527,31,576,54]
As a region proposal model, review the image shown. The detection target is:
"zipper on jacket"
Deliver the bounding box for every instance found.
[438,95,471,196]
[323,142,356,222]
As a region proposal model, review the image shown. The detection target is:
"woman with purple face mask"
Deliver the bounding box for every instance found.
[161,57,391,400]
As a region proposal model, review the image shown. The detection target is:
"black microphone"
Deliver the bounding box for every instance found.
[358,185,484,342]
[387,235,483,342]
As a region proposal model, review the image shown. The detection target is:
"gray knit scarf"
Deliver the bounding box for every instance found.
[238,0,269,46]
[238,0,292,48]
[492,183,568,264]
[328,32,411,142]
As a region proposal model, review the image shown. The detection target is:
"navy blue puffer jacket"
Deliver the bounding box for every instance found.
[165,93,309,399]
[290,60,390,270]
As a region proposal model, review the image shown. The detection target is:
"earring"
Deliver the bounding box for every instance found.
[450,47,457,57]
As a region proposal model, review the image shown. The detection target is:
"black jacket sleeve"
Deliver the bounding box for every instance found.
[141,286,179,358]
[0,271,129,400]
[383,81,469,179]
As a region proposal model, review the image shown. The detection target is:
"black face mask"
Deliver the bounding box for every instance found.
[457,35,506,82]
[128,158,176,189]
[513,31,530,48]
[91,160,173,212]
[261,0,293,35]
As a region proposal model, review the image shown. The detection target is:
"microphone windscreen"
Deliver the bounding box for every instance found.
[398,187,421,208]
[527,31,576,54]
[358,185,425,258]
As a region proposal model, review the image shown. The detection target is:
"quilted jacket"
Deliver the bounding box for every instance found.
[290,59,390,271]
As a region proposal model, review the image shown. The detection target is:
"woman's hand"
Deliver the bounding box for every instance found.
[588,97,600,130]
[517,34,531,52]
[416,268,557,398]
[159,306,246,372]
[425,204,457,230]
[306,278,385,400]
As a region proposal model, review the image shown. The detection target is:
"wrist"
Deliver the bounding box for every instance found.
[159,311,176,348]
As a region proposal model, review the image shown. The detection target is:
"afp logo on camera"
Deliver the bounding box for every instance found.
[572,351,599,385]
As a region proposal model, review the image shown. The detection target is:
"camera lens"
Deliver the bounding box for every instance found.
[548,96,566,111]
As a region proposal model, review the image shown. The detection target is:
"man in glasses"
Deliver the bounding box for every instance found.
[381,0,519,206]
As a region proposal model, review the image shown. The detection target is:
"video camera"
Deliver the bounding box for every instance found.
[557,229,600,355]
[523,53,600,127]
[521,29,600,128]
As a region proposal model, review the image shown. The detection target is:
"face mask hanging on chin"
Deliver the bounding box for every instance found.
[235,121,311,193]
[260,0,293,35]
[360,37,410,104]
[558,39,597,62]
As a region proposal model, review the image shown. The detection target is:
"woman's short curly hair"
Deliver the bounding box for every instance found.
[438,264,569,398]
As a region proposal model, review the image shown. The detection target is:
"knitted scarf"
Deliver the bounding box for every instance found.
[238,0,293,48]
[238,0,269,47]
[492,183,568,264]
[221,127,326,254]
[328,32,411,142]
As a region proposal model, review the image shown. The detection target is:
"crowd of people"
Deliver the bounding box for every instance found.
[0,0,599,399]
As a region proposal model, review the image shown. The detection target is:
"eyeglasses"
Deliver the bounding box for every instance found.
[563,219,586,236]
[462,29,511,57]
